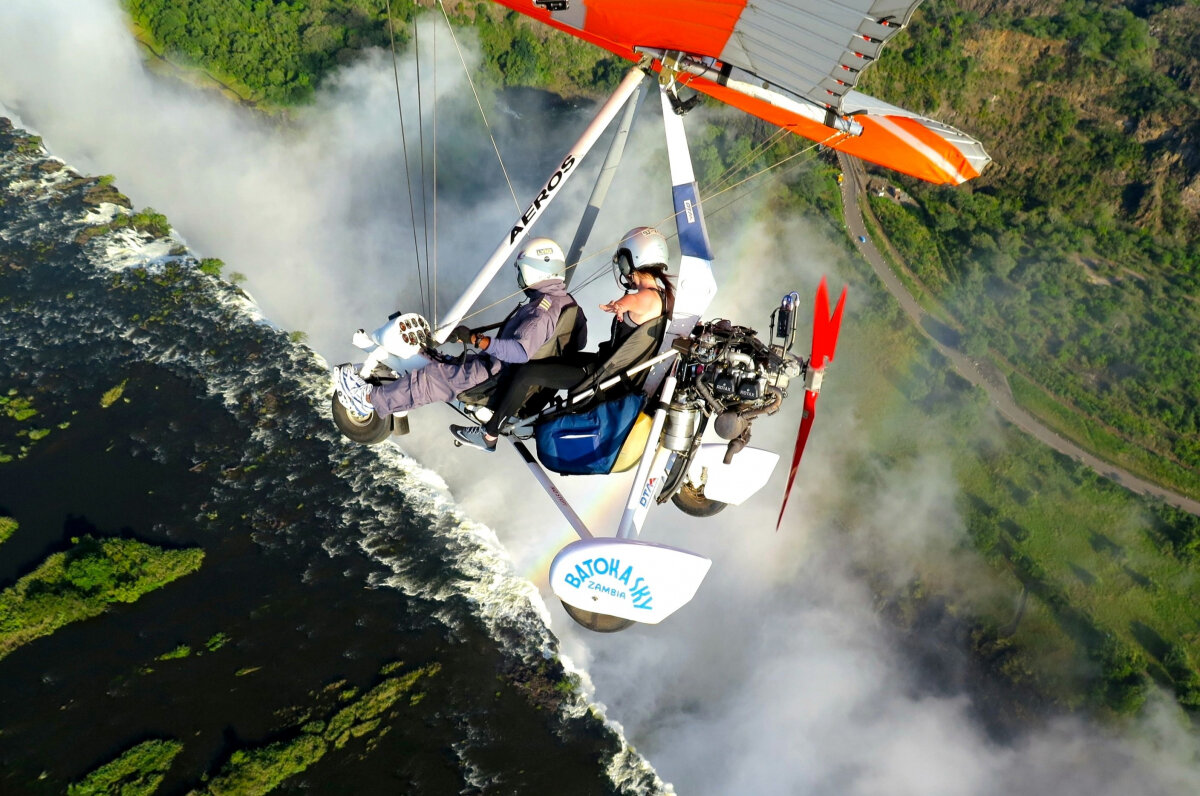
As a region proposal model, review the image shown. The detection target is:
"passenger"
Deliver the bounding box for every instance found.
[449,226,673,452]
[335,238,585,421]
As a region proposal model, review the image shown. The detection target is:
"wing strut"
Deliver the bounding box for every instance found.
[616,361,679,539]
[776,277,846,530]
[434,66,647,341]
[512,440,593,540]
[564,78,648,286]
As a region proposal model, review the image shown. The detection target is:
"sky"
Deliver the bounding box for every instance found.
[2,2,1199,794]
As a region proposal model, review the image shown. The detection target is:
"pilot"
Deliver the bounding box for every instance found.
[449,226,673,452]
[335,238,586,421]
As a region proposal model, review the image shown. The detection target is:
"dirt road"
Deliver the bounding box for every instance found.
[837,154,1200,517]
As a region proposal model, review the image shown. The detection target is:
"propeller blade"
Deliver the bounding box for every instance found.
[776,390,818,530]
[776,277,848,530]
[811,276,848,370]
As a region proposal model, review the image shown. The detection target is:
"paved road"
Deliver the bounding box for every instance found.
[837,154,1200,517]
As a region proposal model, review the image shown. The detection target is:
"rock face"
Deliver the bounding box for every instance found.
[1183,172,1200,216]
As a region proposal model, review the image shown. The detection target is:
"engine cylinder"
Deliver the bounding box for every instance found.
[663,405,700,451]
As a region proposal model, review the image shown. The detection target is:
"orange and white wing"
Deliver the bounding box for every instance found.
[493,0,990,184]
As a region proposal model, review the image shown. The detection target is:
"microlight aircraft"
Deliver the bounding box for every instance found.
[332,0,989,631]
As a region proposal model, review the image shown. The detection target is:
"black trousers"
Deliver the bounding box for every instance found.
[484,352,597,436]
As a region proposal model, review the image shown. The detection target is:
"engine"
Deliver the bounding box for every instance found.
[668,294,806,463]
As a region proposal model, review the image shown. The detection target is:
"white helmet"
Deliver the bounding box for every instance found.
[613,227,669,285]
[515,237,567,289]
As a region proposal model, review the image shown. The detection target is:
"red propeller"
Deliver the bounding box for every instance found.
[777,277,847,530]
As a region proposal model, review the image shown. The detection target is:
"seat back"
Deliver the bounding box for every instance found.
[569,313,669,400]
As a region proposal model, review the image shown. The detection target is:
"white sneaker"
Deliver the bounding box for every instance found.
[450,424,496,453]
[334,365,374,418]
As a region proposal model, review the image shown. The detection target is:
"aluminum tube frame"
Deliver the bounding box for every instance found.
[616,364,679,540]
[564,79,648,286]
[512,440,594,541]
[640,85,717,396]
[637,48,864,138]
[434,67,648,341]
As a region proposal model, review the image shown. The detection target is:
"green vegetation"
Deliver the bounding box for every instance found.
[471,6,626,96]
[0,536,204,660]
[840,290,1200,717]
[13,134,44,156]
[205,631,231,652]
[99,380,127,408]
[67,739,183,796]
[197,663,440,795]
[124,0,627,109]
[63,663,438,794]
[156,643,192,661]
[76,206,171,246]
[198,257,224,277]
[0,516,16,545]
[203,734,327,795]
[0,389,64,462]
[866,195,948,292]
[1,389,38,421]
[125,0,417,105]
[859,0,1200,498]
[82,176,132,209]
[1008,371,1200,495]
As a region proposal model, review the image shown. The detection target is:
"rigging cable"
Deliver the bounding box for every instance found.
[442,113,845,324]
[437,0,522,215]
[700,132,844,220]
[414,13,433,317]
[432,18,439,326]
[707,126,791,195]
[384,0,430,318]
[547,131,848,298]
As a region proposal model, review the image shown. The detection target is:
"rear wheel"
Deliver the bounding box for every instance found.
[671,478,727,518]
[332,394,393,445]
[561,601,635,633]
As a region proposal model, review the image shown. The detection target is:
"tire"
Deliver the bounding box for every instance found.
[331,394,393,445]
[671,479,727,518]
[561,600,635,633]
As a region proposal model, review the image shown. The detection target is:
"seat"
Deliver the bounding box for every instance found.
[564,314,668,401]
[519,312,670,423]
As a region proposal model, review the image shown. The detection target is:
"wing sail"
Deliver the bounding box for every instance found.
[493,0,990,184]
[705,0,922,112]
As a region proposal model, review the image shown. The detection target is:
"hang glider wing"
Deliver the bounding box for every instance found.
[493,0,990,184]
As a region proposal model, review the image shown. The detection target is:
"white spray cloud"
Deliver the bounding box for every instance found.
[4,2,1199,794]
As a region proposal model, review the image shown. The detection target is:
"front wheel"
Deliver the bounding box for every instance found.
[561,601,635,633]
[332,394,393,445]
[671,479,727,518]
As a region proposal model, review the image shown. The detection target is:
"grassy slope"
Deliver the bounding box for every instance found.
[835,279,1200,715]
[858,0,1200,500]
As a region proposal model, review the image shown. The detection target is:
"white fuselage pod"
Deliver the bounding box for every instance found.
[687,444,779,505]
[550,538,712,624]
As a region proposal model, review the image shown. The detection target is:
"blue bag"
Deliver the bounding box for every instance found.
[534,393,646,475]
